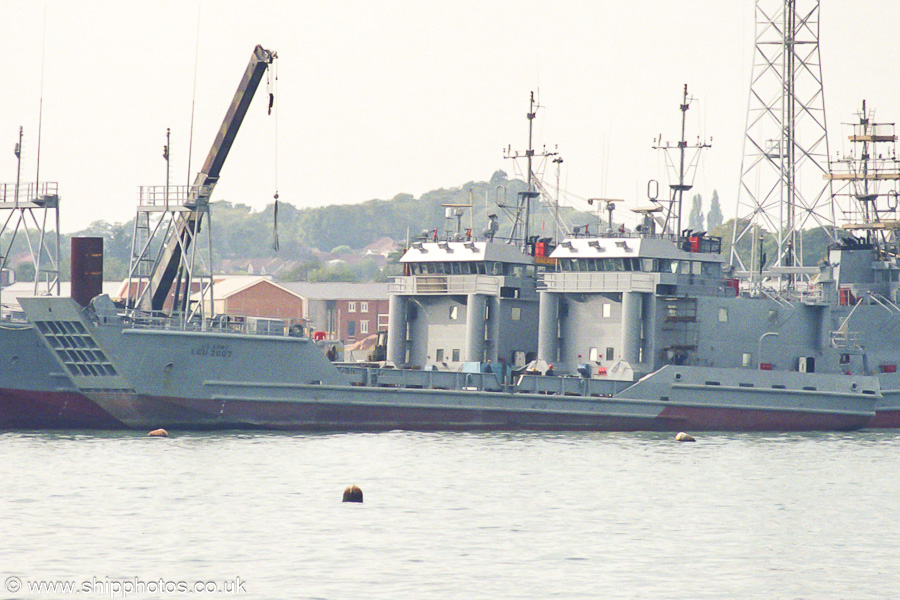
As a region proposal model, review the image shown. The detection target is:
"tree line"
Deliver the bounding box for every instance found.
[3,179,837,283]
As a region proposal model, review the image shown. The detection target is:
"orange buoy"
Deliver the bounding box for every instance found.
[147,428,169,437]
[342,485,363,503]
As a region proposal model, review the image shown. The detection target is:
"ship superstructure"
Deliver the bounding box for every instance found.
[387,92,555,372]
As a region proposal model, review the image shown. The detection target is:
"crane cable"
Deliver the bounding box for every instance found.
[269,59,280,251]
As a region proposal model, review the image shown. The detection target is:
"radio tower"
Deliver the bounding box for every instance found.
[730,0,835,289]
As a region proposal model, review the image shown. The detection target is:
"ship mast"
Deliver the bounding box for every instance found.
[504,91,558,248]
[0,127,61,307]
[828,101,900,253]
[652,84,711,236]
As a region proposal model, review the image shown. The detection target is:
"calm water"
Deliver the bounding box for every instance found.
[1,429,898,599]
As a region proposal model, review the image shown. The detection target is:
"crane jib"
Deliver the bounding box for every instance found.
[148,45,277,313]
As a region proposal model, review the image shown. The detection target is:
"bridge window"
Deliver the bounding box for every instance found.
[701,262,721,277]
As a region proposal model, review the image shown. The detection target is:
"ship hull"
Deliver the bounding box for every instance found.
[9,296,880,433]
[0,388,122,429]
[0,324,122,430]
[82,385,873,432]
[869,374,900,428]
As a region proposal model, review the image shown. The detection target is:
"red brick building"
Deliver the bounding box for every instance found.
[282,282,389,344]
[209,276,305,324]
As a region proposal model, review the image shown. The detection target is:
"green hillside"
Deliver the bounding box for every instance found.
[3,180,837,284]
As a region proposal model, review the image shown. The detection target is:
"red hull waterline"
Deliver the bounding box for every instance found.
[0,389,874,432]
[0,388,123,430]
[867,410,900,428]
[99,394,872,433]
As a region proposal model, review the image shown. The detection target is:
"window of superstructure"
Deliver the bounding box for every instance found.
[701,262,720,278]
[475,262,486,275]
[452,349,460,362]
[680,261,691,275]
[511,307,521,321]
[718,308,728,323]
[642,258,655,272]
[513,265,525,277]
[589,347,599,362]
[691,261,702,276]
[606,347,615,361]
[451,262,462,275]
[602,303,611,318]
[436,349,444,362]
[449,306,459,320]
[613,258,625,271]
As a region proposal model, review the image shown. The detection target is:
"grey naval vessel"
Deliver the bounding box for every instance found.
[2,40,899,431]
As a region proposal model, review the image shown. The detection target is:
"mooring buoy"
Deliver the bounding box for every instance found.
[675,431,695,442]
[147,428,169,437]
[342,485,363,503]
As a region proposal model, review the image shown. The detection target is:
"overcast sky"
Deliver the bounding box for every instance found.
[2,0,898,233]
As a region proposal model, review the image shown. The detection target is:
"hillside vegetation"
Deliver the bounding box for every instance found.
[3,176,837,283]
